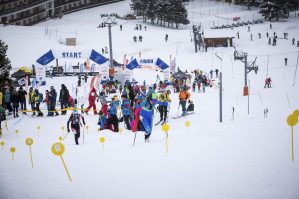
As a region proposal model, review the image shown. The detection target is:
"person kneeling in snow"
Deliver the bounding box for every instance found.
[67,109,86,145]
[187,100,194,112]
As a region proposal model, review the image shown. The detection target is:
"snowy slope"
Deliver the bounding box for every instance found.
[0,0,299,199]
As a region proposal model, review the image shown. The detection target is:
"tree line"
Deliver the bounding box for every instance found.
[130,0,190,28]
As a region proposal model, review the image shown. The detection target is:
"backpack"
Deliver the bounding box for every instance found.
[38,93,43,103]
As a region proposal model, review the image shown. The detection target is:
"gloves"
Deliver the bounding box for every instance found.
[67,128,70,132]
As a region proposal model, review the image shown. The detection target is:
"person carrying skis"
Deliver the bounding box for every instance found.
[67,109,86,145]
[157,90,171,125]
[121,95,131,130]
[179,85,191,116]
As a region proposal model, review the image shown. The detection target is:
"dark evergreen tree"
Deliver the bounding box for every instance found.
[145,0,158,25]
[171,0,190,28]
[259,0,296,21]
[0,40,12,88]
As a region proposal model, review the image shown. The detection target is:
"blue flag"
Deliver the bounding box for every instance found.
[126,58,139,70]
[155,58,169,70]
[89,49,108,64]
[36,50,55,65]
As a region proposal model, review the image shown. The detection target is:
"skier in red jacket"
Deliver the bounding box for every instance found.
[84,87,98,114]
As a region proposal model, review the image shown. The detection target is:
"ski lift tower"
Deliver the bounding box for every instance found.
[234,47,258,96]
[101,13,117,68]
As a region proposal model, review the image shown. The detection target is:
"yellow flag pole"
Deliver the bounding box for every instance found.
[292,126,294,161]
[166,132,169,153]
[29,146,34,168]
[60,155,72,182]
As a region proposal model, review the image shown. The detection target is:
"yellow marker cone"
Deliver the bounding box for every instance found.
[185,121,191,128]
[99,137,105,149]
[25,138,34,168]
[287,114,298,161]
[162,124,170,153]
[36,126,40,135]
[15,129,19,139]
[0,141,5,151]
[51,142,72,182]
[61,126,65,136]
[10,147,16,160]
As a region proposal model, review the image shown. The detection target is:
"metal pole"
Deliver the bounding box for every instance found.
[248,79,250,114]
[108,24,113,68]
[244,53,248,86]
[220,72,222,123]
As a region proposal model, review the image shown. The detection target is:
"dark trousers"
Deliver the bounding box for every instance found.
[13,106,19,117]
[20,101,26,112]
[5,102,13,112]
[180,100,187,112]
[123,115,131,130]
[30,102,35,114]
[49,101,59,116]
[35,103,43,116]
[61,100,68,114]
[159,105,168,122]
[71,125,80,145]
[106,114,119,132]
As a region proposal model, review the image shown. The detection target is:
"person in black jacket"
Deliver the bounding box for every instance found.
[59,84,69,115]
[17,86,27,115]
[49,86,59,116]
[11,89,20,118]
[67,109,86,145]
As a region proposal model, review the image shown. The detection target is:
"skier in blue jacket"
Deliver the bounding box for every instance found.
[121,95,131,130]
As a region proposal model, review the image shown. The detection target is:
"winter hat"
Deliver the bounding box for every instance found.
[50,86,54,90]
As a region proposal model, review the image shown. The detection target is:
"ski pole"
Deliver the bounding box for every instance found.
[63,132,70,140]
[133,132,137,146]
[176,102,181,117]
[82,125,85,144]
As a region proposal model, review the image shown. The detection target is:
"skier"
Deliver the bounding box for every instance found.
[250,34,253,41]
[67,109,86,145]
[49,86,59,116]
[268,37,271,45]
[210,69,214,79]
[11,89,20,118]
[247,26,250,32]
[85,87,98,115]
[97,91,107,106]
[34,89,43,117]
[165,34,168,42]
[215,69,219,78]
[270,23,272,29]
[29,87,35,115]
[292,37,295,45]
[139,98,154,142]
[43,90,51,116]
[4,88,12,114]
[120,25,122,31]
[59,84,69,115]
[266,32,269,38]
[17,86,27,114]
[121,95,131,130]
[106,99,119,132]
[258,33,261,39]
[237,31,240,39]
[97,110,107,130]
[157,90,171,125]
[285,57,288,66]
[179,85,191,116]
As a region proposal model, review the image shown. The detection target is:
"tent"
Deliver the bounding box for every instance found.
[11,68,32,86]
[171,69,189,80]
